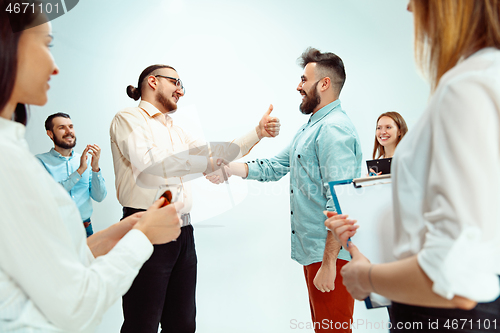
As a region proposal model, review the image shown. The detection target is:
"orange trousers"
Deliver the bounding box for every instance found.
[303,260,355,332]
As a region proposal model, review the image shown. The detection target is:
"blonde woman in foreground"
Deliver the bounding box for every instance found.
[326,0,500,331]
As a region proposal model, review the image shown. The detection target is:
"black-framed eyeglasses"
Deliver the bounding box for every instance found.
[155,75,185,94]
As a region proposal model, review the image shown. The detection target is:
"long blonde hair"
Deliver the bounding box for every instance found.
[412,0,500,91]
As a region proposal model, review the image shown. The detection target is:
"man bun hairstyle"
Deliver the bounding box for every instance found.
[126,85,141,101]
[298,47,346,94]
[127,64,176,100]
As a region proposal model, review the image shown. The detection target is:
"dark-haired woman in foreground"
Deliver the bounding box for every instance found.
[326,0,500,331]
[0,2,182,332]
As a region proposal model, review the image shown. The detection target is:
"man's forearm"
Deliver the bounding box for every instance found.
[87,218,135,257]
[230,128,261,160]
[322,231,341,267]
[228,162,249,178]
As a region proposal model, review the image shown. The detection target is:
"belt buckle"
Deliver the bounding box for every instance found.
[181,214,191,227]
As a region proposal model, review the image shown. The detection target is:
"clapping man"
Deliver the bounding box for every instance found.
[37,113,107,237]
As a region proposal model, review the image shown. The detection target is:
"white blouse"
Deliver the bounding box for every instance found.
[392,47,500,302]
[0,117,153,332]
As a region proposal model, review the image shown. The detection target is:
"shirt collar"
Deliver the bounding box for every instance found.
[138,100,163,117]
[308,99,342,125]
[49,147,73,159]
[138,100,172,126]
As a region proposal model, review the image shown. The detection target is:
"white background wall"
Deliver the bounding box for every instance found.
[25,0,429,332]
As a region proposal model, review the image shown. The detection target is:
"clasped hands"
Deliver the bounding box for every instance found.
[77,144,102,175]
[204,158,231,184]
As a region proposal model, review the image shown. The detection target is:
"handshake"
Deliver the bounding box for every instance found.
[204,158,251,185]
[204,158,233,184]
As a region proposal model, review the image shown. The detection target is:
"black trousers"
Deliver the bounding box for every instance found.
[389,296,500,332]
[120,207,197,333]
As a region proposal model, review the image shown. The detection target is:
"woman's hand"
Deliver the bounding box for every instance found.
[324,211,359,248]
[368,168,382,177]
[340,243,374,300]
[133,198,183,244]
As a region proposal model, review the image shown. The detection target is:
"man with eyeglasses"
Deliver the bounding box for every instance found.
[207,49,362,333]
[109,64,280,333]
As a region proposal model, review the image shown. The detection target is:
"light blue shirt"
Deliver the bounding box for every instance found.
[36,148,107,221]
[247,100,362,266]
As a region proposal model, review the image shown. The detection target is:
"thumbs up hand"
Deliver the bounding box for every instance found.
[256,104,281,139]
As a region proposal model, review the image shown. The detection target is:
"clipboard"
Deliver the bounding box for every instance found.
[328,175,396,309]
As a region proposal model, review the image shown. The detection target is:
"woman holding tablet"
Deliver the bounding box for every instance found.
[0,2,182,332]
[372,112,408,160]
[368,111,408,175]
[326,0,500,331]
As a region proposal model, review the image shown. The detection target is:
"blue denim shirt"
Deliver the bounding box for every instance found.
[247,100,362,266]
[36,149,107,221]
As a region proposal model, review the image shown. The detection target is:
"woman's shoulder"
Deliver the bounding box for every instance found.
[439,48,500,91]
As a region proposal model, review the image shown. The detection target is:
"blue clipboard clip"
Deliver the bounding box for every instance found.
[328,179,352,215]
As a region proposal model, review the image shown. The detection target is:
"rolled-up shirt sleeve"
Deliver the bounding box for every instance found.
[185,128,261,164]
[230,128,261,159]
[418,75,500,302]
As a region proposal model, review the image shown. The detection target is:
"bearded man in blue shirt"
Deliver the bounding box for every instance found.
[207,48,362,332]
[36,113,107,237]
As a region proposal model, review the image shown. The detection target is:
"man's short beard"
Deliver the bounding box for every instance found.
[53,133,77,150]
[157,91,177,113]
[299,81,321,115]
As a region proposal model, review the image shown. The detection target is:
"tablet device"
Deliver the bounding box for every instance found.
[366,157,392,175]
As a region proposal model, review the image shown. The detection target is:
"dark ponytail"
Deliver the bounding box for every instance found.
[13,104,27,125]
[126,85,141,101]
[128,64,176,100]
